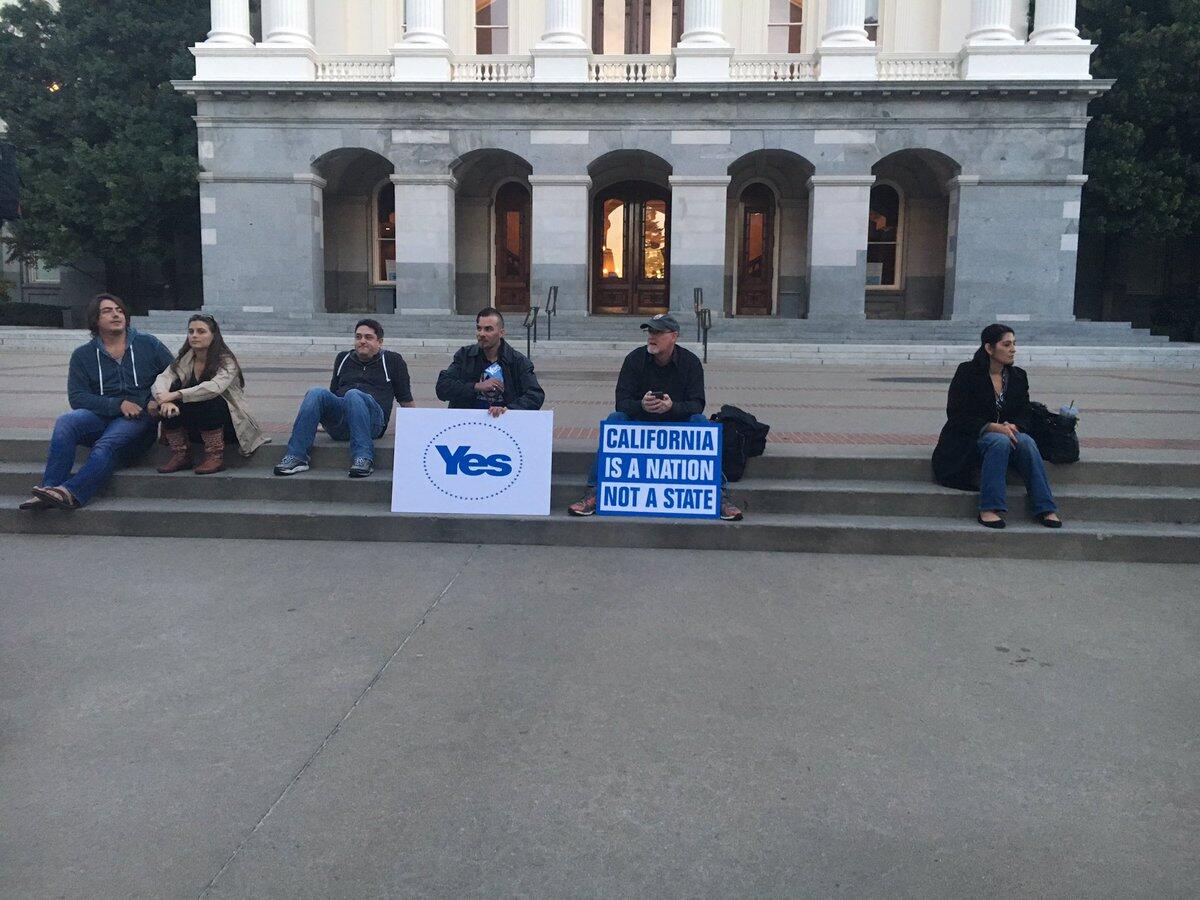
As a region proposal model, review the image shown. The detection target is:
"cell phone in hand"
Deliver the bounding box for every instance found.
[649,391,665,399]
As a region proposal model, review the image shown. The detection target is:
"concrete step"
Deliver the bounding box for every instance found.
[3,493,1197,564]
[3,437,1197,487]
[2,464,1195,524]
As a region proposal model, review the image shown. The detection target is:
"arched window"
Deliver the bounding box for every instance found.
[866,183,901,289]
[476,0,510,54]
[767,0,804,54]
[375,182,396,284]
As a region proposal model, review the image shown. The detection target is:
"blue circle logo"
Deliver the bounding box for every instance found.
[422,421,524,501]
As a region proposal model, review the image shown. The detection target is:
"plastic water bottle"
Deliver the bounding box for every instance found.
[482,362,504,405]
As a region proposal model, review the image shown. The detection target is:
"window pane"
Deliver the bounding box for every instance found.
[867,244,896,287]
[502,210,522,277]
[378,184,396,283]
[769,0,803,25]
[643,200,667,281]
[476,0,507,27]
[602,199,625,280]
[864,0,879,40]
[868,185,899,242]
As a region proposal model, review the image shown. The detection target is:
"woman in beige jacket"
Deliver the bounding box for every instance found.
[148,314,268,474]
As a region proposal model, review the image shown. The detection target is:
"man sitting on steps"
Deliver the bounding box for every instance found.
[435,307,545,417]
[567,313,743,521]
[274,319,414,479]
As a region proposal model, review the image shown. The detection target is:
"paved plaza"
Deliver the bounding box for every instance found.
[1,537,1198,897]
[2,344,1199,460]
[1,345,1198,896]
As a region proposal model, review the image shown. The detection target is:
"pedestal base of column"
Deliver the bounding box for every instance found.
[960,44,1095,80]
[816,46,878,82]
[391,47,453,83]
[192,45,317,81]
[394,307,454,316]
[673,46,733,82]
[532,47,590,83]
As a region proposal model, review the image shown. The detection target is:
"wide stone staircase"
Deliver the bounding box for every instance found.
[3,435,1196,563]
[134,310,1173,346]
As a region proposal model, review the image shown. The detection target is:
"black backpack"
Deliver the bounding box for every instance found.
[1027,402,1080,464]
[709,404,771,482]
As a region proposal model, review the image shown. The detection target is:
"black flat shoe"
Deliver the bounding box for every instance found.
[977,514,1005,529]
[1035,512,1063,529]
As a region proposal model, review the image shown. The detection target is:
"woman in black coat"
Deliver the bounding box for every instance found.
[932,324,1062,529]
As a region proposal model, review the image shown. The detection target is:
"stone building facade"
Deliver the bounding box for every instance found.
[183,0,1103,326]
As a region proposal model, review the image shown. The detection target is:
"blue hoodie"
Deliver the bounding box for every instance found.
[67,328,175,418]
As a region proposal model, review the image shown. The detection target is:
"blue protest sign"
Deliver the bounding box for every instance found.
[596,421,723,519]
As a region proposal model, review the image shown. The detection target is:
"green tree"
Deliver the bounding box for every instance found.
[1079,0,1200,234]
[0,0,208,305]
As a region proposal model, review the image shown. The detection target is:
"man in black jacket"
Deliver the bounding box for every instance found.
[274,319,414,478]
[435,308,545,416]
[567,314,742,521]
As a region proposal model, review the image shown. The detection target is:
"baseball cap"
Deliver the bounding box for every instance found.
[640,313,680,333]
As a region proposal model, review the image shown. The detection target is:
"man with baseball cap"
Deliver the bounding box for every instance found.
[567,313,743,520]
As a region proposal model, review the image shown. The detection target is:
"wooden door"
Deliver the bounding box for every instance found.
[493,182,531,312]
[593,182,670,315]
[736,184,775,315]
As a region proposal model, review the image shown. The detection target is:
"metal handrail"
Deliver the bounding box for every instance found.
[544,286,558,340]
[523,305,540,358]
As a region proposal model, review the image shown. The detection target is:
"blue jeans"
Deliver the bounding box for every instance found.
[285,388,384,462]
[977,431,1057,515]
[587,411,727,488]
[41,409,157,506]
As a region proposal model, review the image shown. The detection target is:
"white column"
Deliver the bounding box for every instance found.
[678,0,728,47]
[1030,0,1084,44]
[821,0,871,47]
[817,0,877,81]
[400,0,449,48]
[673,0,732,81]
[205,0,253,45]
[263,0,313,47]
[533,0,589,82]
[538,0,588,48]
[966,0,1019,46]
[393,0,452,82]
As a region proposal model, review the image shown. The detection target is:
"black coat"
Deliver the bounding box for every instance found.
[931,354,1031,490]
[435,340,545,411]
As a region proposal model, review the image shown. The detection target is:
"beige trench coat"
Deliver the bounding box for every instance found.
[152,351,270,456]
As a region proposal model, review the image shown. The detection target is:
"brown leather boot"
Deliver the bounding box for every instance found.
[194,428,226,475]
[157,427,192,473]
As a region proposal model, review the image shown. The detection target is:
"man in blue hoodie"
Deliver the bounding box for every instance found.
[21,293,174,510]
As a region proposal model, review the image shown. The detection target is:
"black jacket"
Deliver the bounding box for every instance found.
[330,349,412,430]
[435,340,545,411]
[932,353,1032,490]
[615,345,706,422]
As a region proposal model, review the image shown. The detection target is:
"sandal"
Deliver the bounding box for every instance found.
[1035,512,1063,529]
[18,494,50,511]
[31,485,81,510]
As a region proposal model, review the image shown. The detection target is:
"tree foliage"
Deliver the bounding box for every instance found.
[0,0,207,280]
[1080,0,1200,234]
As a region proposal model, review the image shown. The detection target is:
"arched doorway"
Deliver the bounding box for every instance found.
[313,148,395,315]
[493,181,531,312]
[592,181,670,315]
[736,183,776,315]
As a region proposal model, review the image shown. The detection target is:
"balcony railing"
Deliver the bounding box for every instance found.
[297,50,966,85]
[315,55,395,82]
[877,54,960,81]
[451,55,535,82]
[730,55,817,82]
[589,56,674,83]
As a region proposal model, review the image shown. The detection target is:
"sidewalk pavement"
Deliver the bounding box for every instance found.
[3,346,1198,462]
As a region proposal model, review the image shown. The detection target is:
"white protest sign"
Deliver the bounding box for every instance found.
[596,421,723,519]
[391,408,554,516]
